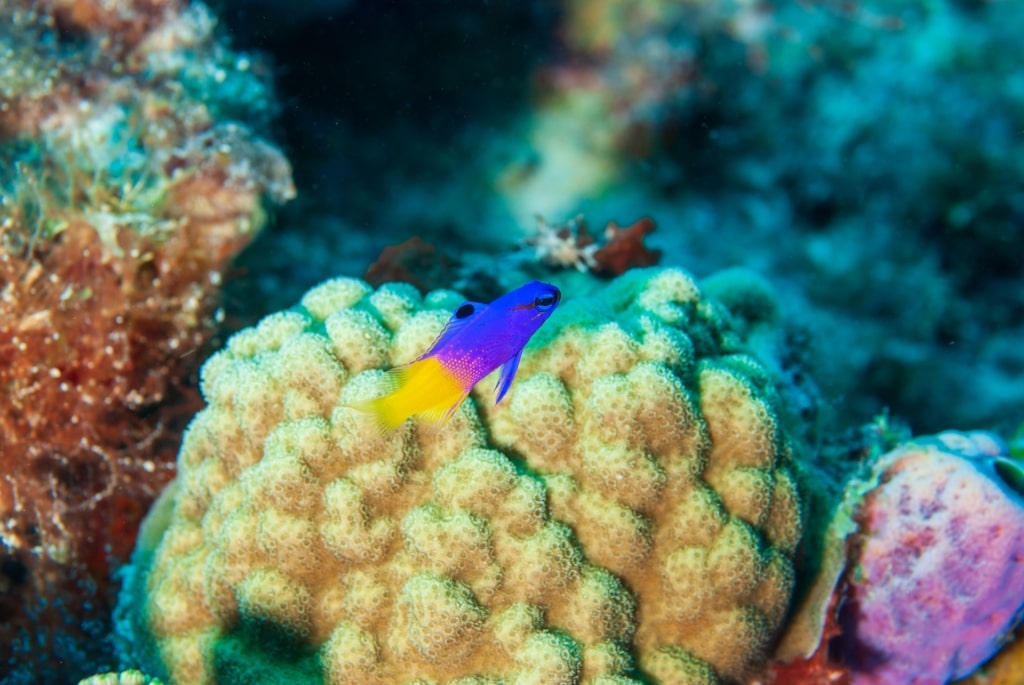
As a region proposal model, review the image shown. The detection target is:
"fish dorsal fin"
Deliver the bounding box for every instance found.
[494,347,524,404]
[420,300,487,359]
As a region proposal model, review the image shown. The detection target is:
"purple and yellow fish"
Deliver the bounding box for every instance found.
[355,281,561,431]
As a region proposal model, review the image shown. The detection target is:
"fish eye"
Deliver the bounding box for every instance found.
[455,303,475,319]
[534,294,558,311]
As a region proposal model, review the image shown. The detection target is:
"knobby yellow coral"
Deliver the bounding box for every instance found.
[118,268,803,685]
[78,670,164,685]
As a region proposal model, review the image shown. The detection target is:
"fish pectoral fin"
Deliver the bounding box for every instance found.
[494,348,524,404]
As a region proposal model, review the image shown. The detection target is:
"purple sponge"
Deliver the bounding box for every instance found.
[839,431,1024,684]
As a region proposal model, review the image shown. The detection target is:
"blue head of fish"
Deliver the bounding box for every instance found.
[431,281,560,398]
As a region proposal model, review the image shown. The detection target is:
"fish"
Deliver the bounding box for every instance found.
[354,281,561,432]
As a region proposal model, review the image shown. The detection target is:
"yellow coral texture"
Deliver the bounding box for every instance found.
[134,268,802,685]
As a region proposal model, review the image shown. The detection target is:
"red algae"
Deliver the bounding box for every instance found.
[1,218,241,677]
[0,0,293,678]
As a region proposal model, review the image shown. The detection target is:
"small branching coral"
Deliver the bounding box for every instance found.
[117,267,809,685]
[528,215,600,272]
[0,0,293,680]
[528,214,662,277]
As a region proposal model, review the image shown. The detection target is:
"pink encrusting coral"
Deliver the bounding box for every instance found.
[837,431,1024,685]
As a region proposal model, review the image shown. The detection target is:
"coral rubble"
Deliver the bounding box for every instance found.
[116,267,808,684]
[0,0,293,679]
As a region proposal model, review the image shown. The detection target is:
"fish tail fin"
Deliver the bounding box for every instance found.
[349,357,468,433]
[349,394,410,434]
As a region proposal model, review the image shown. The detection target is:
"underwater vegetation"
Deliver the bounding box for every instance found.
[0,0,292,680]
